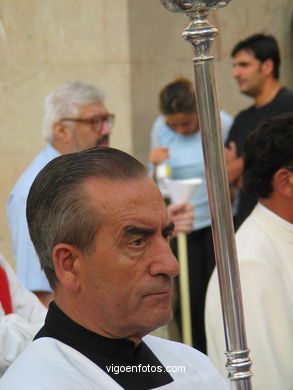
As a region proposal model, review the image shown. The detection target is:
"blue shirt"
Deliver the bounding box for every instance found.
[150,111,233,230]
[7,144,60,292]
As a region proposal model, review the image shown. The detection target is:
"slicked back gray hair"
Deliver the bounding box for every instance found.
[42,80,105,143]
[26,147,146,288]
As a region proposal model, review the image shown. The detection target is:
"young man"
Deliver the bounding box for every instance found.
[206,113,293,389]
[225,34,293,229]
[1,147,228,389]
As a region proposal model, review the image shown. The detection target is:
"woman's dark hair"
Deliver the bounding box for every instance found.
[159,77,196,115]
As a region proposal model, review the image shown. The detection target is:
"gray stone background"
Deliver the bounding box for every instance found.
[0,0,292,265]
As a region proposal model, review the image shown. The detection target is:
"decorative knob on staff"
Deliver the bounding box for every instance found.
[158,0,253,388]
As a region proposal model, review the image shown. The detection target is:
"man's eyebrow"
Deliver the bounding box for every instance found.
[123,222,174,237]
[162,222,175,236]
[124,226,155,236]
[233,61,249,67]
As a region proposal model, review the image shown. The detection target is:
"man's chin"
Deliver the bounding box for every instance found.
[152,306,173,328]
[239,85,256,97]
[137,314,173,340]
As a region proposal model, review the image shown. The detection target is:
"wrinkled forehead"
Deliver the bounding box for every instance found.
[82,176,167,216]
[80,177,169,236]
[77,101,108,117]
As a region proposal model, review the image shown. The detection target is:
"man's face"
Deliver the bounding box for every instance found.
[165,111,199,136]
[77,177,179,343]
[232,49,266,97]
[70,101,112,151]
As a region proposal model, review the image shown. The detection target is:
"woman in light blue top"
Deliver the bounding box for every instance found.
[149,77,233,353]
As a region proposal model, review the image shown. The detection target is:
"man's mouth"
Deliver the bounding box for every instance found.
[143,287,173,297]
[237,78,246,86]
[97,136,109,147]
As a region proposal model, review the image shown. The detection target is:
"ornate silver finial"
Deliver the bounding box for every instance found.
[159,0,231,13]
[160,0,231,59]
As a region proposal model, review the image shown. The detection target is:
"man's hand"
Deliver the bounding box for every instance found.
[149,147,169,165]
[167,202,194,236]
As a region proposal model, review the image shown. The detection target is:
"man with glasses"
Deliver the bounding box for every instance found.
[7,80,115,306]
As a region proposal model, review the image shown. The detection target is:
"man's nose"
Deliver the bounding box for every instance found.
[149,241,179,278]
[232,66,241,78]
[100,120,112,135]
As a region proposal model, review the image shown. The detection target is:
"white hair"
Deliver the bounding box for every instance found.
[42,80,105,142]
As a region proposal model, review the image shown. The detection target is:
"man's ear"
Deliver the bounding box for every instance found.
[52,243,82,293]
[274,168,293,198]
[261,58,274,77]
[52,121,72,143]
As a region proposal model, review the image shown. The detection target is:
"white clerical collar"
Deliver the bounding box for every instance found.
[258,202,292,229]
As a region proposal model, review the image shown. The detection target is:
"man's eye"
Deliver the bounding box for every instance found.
[162,231,172,242]
[93,119,102,126]
[129,238,146,247]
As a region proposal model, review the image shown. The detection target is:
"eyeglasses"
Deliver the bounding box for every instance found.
[61,113,115,133]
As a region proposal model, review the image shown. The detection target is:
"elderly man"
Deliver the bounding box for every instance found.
[7,80,114,305]
[225,34,293,229]
[206,113,293,389]
[1,147,228,389]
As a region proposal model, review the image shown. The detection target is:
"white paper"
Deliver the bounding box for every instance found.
[165,178,203,203]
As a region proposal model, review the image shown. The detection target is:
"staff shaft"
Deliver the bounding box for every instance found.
[158,1,253,386]
[177,232,193,346]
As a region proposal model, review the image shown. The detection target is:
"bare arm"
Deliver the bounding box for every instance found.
[149,147,169,166]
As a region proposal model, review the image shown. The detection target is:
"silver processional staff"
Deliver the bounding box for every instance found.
[158,1,253,388]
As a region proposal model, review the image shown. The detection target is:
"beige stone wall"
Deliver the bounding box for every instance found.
[0,0,133,265]
[0,0,292,266]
